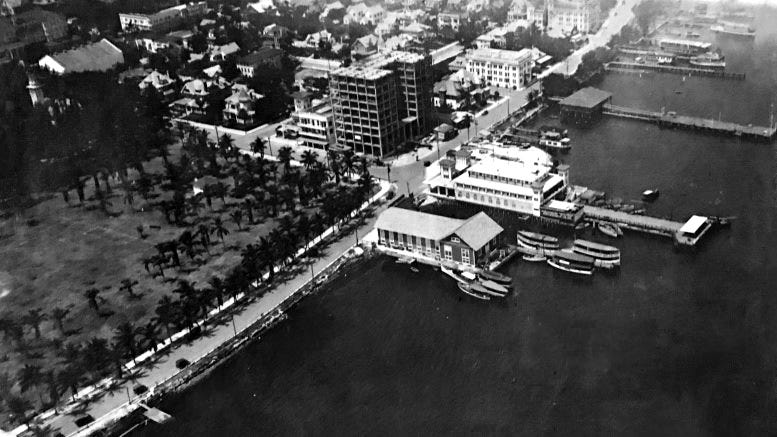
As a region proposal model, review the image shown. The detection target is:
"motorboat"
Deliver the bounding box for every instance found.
[689,52,726,69]
[516,230,560,255]
[642,189,660,201]
[479,279,510,296]
[597,223,621,239]
[457,282,491,300]
[572,240,621,269]
[522,254,546,262]
[478,269,512,284]
[547,251,595,276]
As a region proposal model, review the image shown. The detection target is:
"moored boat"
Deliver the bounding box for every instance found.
[522,254,546,262]
[711,23,755,38]
[479,279,510,296]
[572,239,621,269]
[597,223,620,239]
[516,230,560,255]
[689,52,726,69]
[478,269,512,284]
[457,282,491,300]
[547,251,595,276]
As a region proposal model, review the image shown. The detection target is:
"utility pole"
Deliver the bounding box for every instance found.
[231,314,237,336]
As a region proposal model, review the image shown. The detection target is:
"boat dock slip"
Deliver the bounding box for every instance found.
[583,206,713,246]
[602,104,776,142]
[604,61,746,80]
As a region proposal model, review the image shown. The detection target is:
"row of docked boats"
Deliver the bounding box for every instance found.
[516,230,621,276]
[441,265,512,301]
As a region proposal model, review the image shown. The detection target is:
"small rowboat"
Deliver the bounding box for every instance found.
[598,223,620,239]
[478,269,512,284]
[457,282,490,300]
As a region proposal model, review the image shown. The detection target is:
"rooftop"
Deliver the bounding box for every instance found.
[679,215,709,234]
[361,50,426,69]
[331,65,393,81]
[559,87,612,109]
[238,47,283,65]
[466,47,532,64]
[40,38,123,73]
[375,207,502,250]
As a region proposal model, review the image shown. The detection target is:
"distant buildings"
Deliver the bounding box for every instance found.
[118,1,206,33]
[138,70,176,100]
[0,8,67,60]
[547,0,600,34]
[343,2,385,26]
[38,39,124,74]
[351,34,378,56]
[464,47,533,89]
[237,47,283,77]
[375,207,503,267]
[433,71,489,111]
[558,86,612,125]
[437,11,464,31]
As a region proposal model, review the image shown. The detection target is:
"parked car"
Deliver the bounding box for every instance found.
[423,160,431,167]
[175,358,190,369]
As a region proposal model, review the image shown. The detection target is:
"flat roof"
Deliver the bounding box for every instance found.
[331,65,393,80]
[465,156,553,184]
[546,200,580,212]
[679,215,708,234]
[658,38,712,49]
[559,87,612,109]
[466,47,532,65]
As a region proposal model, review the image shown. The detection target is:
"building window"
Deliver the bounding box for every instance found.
[451,237,460,243]
[461,248,470,264]
[444,245,453,261]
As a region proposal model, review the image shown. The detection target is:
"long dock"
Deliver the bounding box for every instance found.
[603,104,776,141]
[605,61,746,80]
[583,206,682,237]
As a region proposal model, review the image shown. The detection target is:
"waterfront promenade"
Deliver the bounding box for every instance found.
[7,181,392,436]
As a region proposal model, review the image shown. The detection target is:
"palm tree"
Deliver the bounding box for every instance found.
[83,337,111,376]
[230,209,244,230]
[218,133,235,161]
[6,395,33,425]
[140,322,161,353]
[114,322,139,365]
[243,198,254,224]
[297,213,312,249]
[178,230,198,260]
[84,288,101,313]
[17,364,44,405]
[341,149,355,179]
[207,276,226,308]
[154,296,179,342]
[22,308,47,339]
[277,146,294,172]
[57,364,83,402]
[197,223,212,253]
[119,278,140,299]
[212,216,230,243]
[300,150,318,170]
[250,137,266,158]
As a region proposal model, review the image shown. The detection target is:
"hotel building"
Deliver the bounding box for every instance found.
[464,48,533,90]
[426,145,569,217]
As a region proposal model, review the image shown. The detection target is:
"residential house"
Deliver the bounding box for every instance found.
[236,46,283,77]
[299,29,330,48]
[138,70,177,101]
[343,3,384,26]
[246,0,277,15]
[437,11,464,31]
[351,34,379,56]
[208,42,240,62]
[38,38,124,74]
[222,84,264,126]
[433,70,489,110]
[318,0,345,20]
[169,78,226,117]
[263,23,289,39]
[375,207,503,268]
[508,0,529,21]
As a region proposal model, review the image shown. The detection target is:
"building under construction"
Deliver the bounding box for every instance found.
[329,51,433,157]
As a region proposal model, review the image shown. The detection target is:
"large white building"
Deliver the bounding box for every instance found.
[547,0,600,34]
[427,146,569,217]
[464,47,533,90]
[38,39,124,74]
[119,1,206,32]
[292,92,335,150]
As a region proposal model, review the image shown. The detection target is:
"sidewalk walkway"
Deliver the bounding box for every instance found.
[10,181,392,437]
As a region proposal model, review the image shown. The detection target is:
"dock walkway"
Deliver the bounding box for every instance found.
[602,104,776,141]
[605,61,746,80]
[583,205,682,237]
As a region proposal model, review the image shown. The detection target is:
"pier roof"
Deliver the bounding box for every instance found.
[679,215,708,234]
[559,87,612,109]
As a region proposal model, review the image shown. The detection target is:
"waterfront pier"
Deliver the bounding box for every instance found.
[602,104,776,141]
[605,61,746,80]
[582,206,713,246]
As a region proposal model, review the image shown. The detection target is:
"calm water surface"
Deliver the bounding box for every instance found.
[138,9,777,436]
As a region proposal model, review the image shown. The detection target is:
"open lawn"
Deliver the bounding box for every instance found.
[0,130,374,428]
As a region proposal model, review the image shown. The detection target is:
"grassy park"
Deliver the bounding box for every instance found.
[0,127,378,428]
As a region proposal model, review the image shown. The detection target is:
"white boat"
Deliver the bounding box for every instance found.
[457,282,491,300]
[689,52,726,69]
[395,256,415,264]
[547,251,595,276]
[642,189,660,201]
[522,254,546,262]
[516,231,560,255]
[572,240,621,269]
[597,223,620,239]
[711,23,755,38]
[539,137,571,150]
[479,279,509,296]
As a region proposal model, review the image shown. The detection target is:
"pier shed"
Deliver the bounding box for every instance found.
[559,87,612,126]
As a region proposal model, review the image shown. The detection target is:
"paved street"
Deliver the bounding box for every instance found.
[542,0,642,77]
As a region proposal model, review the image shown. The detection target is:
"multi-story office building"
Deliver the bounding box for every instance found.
[292,92,336,151]
[119,1,206,33]
[329,51,433,157]
[464,47,533,89]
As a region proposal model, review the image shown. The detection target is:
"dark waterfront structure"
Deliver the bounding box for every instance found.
[559,87,612,125]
